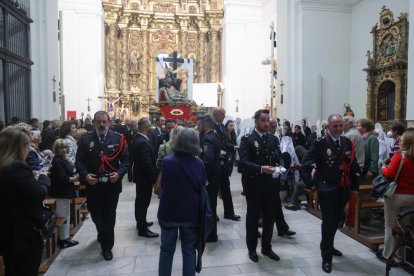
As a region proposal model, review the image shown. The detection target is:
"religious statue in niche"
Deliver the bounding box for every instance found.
[380,34,399,57]
[130,51,140,74]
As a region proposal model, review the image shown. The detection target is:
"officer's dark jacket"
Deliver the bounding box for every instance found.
[75,129,129,191]
[239,130,282,183]
[301,135,360,192]
[200,129,220,179]
[213,122,235,152]
[131,133,157,185]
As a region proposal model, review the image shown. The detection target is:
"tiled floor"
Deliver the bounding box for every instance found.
[46,173,411,275]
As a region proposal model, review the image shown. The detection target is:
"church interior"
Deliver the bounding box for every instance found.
[1,0,414,275]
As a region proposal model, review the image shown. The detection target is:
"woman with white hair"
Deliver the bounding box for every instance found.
[158,128,205,276]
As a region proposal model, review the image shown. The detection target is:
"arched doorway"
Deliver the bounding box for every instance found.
[376,80,395,121]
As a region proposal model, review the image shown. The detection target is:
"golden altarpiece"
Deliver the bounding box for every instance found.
[102,0,223,119]
[364,6,409,128]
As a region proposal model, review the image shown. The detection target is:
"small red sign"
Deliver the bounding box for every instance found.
[67,111,77,121]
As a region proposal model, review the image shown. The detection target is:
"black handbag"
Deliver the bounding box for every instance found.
[371,152,405,199]
[34,205,56,240]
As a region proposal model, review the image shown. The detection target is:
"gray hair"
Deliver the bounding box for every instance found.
[168,125,184,145]
[327,114,343,124]
[343,115,356,127]
[171,127,201,155]
[138,118,150,129]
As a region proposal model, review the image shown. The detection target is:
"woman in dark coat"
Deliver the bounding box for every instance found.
[0,126,50,276]
[158,128,204,276]
[39,120,56,151]
[49,139,79,248]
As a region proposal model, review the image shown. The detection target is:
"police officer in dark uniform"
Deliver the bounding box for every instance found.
[76,111,129,261]
[212,107,241,221]
[301,114,360,273]
[198,115,221,242]
[239,109,282,263]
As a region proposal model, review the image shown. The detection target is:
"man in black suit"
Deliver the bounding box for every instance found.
[212,107,240,221]
[198,115,221,242]
[131,118,158,238]
[112,119,128,136]
[76,111,129,261]
[301,114,360,273]
[239,109,282,263]
[125,120,138,183]
[155,118,175,154]
[148,116,165,151]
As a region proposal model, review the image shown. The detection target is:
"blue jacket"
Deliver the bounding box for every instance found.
[157,153,205,223]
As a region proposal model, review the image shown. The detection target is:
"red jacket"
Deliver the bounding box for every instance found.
[382,151,414,194]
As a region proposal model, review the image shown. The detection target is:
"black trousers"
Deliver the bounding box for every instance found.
[245,180,277,252]
[206,173,220,240]
[274,186,289,233]
[87,183,120,251]
[219,168,236,217]
[318,187,349,262]
[135,181,153,230]
[3,233,43,276]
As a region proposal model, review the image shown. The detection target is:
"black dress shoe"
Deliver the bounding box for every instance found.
[332,248,343,257]
[138,228,159,238]
[59,239,79,249]
[146,222,154,227]
[224,214,241,221]
[249,251,259,262]
[322,260,332,273]
[102,250,113,261]
[278,230,296,237]
[261,249,280,261]
[285,204,300,211]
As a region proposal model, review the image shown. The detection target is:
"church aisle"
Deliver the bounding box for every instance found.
[46,173,409,276]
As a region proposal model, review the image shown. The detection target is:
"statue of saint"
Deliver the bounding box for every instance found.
[158,70,184,102]
[130,51,140,74]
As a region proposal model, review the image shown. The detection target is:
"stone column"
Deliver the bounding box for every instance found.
[120,28,129,92]
[394,76,402,120]
[198,30,207,83]
[106,24,119,90]
[210,29,220,83]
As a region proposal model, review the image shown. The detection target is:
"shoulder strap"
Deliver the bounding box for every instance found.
[394,152,405,182]
[173,157,201,193]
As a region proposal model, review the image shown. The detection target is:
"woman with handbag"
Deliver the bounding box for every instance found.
[376,131,414,264]
[49,139,80,249]
[157,128,204,276]
[0,126,50,276]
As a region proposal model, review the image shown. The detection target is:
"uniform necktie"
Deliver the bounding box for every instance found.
[99,134,105,145]
[262,134,266,144]
[335,140,341,151]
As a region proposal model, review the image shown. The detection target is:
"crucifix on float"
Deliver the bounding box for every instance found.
[157,50,184,78]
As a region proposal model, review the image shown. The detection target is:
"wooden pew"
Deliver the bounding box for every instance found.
[341,184,384,251]
[304,187,321,219]
[70,197,87,236]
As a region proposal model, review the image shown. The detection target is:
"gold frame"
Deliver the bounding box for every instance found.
[364,6,408,126]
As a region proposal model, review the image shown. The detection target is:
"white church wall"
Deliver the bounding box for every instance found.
[349,0,409,120]
[30,0,60,121]
[277,0,352,124]
[222,0,275,120]
[59,0,104,120]
[406,0,414,126]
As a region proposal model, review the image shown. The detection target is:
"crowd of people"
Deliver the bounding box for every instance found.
[0,109,413,275]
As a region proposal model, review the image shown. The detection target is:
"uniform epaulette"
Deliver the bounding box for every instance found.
[113,131,122,136]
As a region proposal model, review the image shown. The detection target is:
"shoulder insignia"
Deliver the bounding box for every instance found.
[113,131,122,136]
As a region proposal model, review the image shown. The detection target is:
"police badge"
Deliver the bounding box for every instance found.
[327,149,332,156]
[89,141,94,148]
[254,141,259,148]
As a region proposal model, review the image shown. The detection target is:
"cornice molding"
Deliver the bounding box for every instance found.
[296,0,352,13]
